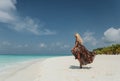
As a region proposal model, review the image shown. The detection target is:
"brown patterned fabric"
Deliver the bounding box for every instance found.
[71,43,96,65]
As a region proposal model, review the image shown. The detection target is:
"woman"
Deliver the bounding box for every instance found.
[71,33,95,68]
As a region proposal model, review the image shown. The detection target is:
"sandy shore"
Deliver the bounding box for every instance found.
[0,55,120,81]
[0,59,44,81]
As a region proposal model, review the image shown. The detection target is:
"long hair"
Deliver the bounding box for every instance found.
[75,33,83,44]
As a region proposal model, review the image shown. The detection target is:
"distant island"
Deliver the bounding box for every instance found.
[93,44,120,55]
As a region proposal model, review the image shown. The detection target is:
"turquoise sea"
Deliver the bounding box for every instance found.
[0,54,70,72]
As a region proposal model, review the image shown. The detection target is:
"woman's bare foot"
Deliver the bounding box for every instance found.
[80,64,82,69]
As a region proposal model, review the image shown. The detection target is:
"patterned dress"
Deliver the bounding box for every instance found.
[71,41,96,65]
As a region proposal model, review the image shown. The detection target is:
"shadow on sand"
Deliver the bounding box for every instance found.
[69,65,92,69]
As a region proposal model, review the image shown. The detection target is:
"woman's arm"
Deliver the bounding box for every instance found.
[72,41,78,50]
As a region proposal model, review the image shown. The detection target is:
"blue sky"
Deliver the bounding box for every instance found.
[0,0,120,54]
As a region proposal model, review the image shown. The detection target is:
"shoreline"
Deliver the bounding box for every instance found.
[0,55,120,81]
[0,59,45,81]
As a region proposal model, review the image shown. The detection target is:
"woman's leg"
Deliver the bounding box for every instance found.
[77,53,82,68]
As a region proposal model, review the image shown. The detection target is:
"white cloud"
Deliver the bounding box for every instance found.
[39,43,47,48]
[2,41,11,46]
[24,44,28,47]
[0,0,16,11]
[51,42,70,49]
[11,17,56,35]
[80,28,120,50]
[0,40,29,48]
[102,27,120,43]
[17,44,29,48]
[0,11,15,23]
[63,45,70,49]
[55,42,61,46]
[0,0,16,23]
[17,45,22,48]
[0,0,56,35]
[83,32,98,46]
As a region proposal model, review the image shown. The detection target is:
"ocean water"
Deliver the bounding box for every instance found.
[0,54,70,73]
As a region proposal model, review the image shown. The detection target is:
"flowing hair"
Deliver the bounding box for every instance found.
[75,33,83,44]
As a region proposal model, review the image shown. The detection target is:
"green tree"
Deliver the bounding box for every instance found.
[116,47,120,54]
[93,44,120,55]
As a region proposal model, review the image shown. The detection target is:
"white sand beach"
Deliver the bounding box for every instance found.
[0,55,120,81]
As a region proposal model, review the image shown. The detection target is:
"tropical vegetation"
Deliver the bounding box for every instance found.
[93,44,120,55]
